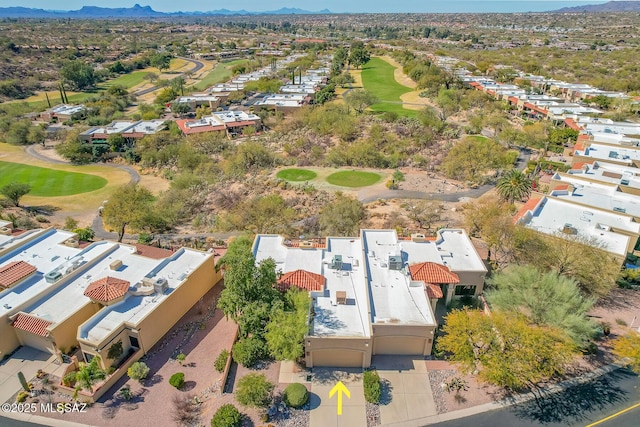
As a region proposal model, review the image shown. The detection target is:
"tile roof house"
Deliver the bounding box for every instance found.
[408,262,460,299]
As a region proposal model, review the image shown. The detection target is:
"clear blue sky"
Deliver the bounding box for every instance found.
[3,1,609,13]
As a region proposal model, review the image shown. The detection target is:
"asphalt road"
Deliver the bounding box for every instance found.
[132,56,204,96]
[436,368,640,427]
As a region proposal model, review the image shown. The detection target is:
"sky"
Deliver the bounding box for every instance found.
[2,1,611,14]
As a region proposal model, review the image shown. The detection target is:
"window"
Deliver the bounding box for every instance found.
[129,336,140,349]
[455,285,476,296]
[83,352,94,363]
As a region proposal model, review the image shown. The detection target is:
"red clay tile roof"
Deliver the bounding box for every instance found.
[84,276,130,303]
[277,269,326,292]
[0,261,37,289]
[564,118,582,131]
[571,161,593,170]
[409,262,459,284]
[12,313,52,337]
[513,196,543,223]
[134,244,173,260]
[426,284,444,299]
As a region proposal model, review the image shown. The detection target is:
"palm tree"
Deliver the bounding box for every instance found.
[496,169,532,204]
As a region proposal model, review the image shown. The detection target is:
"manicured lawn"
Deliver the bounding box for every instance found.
[101,72,148,89]
[193,59,248,91]
[0,161,107,197]
[276,168,318,181]
[361,57,417,117]
[326,171,381,188]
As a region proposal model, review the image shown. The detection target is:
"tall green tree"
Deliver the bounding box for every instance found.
[265,288,310,361]
[217,237,283,338]
[60,60,96,90]
[496,169,532,204]
[319,193,365,236]
[441,137,517,183]
[437,310,575,389]
[486,265,597,345]
[1,182,31,207]
[101,184,154,242]
[348,47,371,69]
[344,89,378,115]
[149,52,172,72]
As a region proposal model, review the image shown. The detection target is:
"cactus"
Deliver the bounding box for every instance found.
[17,371,30,392]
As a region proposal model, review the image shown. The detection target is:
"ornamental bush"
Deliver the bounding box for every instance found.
[283,383,309,408]
[363,370,381,403]
[214,349,230,373]
[236,373,274,408]
[231,337,268,368]
[211,403,242,427]
[169,372,185,389]
[127,361,150,382]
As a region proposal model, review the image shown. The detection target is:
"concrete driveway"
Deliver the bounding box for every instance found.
[372,356,438,427]
[309,368,367,427]
[0,347,58,404]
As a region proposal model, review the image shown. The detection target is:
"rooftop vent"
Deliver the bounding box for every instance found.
[561,224,578,235]
[153,277,169,294]
[410,233,426,242]
[330,255,343,270]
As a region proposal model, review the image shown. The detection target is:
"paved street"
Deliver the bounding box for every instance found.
[433,368,640,427]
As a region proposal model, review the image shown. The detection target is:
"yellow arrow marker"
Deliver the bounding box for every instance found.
[329,381,351,415]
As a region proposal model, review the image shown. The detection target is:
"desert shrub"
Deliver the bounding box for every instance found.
[231,337,268,368]
[172,393,200,425]
[211,403,242,427]
[283,383,309,408]
[127,361,150,382]
[63,372,77,387]
[236,373,274,408]
[214,349,229,373]
[169,372,185,389]
[616,318,628,326]
[16,391,29,403]
[364,370,381,403]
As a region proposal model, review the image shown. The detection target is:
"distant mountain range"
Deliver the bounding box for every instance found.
[0,4,332,18]
[551,1,640,12]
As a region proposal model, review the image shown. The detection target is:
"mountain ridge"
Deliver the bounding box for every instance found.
[550,1,640,13]
[0,4,333,18]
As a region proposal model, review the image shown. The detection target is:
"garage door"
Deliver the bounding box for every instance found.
[374,337,426,355]
[311,349,363,368]
[16,330,55,354]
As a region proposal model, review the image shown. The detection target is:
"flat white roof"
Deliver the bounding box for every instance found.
[24,242,136,325]
[565,161,640,190]
[550,178,640,217]
[588,132,640,146]
[583,123,640,136]
[518,197,635,256]
[577,144,640,164]
[212,111,261,123]
[176,95,219,103]
[51,104,85,115]
[0,229,84,316]
[400,229,487,273]
[79,248,212,343]
[253,235,369,338]
[362,230,435,327]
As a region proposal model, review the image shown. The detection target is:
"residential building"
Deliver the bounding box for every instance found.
[173,94,220,111]
[79,120,166,144]
[176,111,262,137]
[252,229,486,368]
[515,195,639,259]
[556,161,640,195]
[0,228,220,384]
[39,104,86,122]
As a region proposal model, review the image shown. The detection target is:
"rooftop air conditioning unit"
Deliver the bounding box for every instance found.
[388,255,403,271]
[299,241,314,249]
